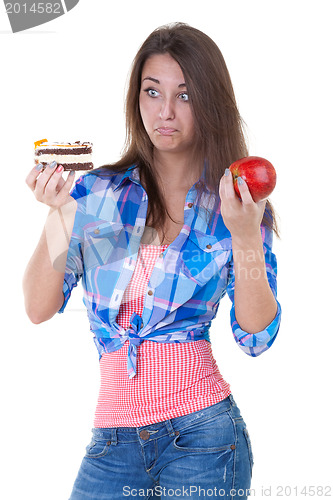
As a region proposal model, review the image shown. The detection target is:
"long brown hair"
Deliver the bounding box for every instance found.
[94,22,279,238]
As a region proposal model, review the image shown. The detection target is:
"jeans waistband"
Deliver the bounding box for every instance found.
[91,395,237,445]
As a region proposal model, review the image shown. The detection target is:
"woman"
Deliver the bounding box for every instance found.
[24,23,281,500]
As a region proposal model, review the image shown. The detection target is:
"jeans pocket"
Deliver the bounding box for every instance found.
[172,411,235,453]
[243,427,254,474]
[85,438,111,459]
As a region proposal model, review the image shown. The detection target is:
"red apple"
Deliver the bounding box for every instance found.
[229,156,276,202]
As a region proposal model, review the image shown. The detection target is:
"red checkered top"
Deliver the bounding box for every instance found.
[94,243,231,428]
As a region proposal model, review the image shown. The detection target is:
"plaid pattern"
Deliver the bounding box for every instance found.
[94,244,231,427]
[59,165,281,378]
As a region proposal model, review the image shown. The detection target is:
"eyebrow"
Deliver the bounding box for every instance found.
[142,77,186,88]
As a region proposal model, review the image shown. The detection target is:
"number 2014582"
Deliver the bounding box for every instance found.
[276,486,332,496]
[5,3,61,14]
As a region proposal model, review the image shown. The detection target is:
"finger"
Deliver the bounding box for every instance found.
[25,163,44,190]
[44,164,65,194]
[219,169,240,211]
[218,175,225,201]
[56,175,66,192]
[44,165,72,203]
[55,170,76,204]
[218,176,227,214]
[236,177,254,205]
[225,169,238,199]
[258,199,267,217]
[34,161,58,199]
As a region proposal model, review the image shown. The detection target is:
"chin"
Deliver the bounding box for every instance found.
[154,139,191,154]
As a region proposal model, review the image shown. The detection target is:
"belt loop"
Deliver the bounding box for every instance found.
[165,419,179,438]
[110,428,117,446]
[228,394,236,406]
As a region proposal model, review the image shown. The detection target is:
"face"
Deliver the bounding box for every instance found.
[139,53,196,157]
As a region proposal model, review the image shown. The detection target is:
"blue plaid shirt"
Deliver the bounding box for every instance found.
[59,165,281,378]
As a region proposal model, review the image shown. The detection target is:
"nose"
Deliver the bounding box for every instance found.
[159,98,175,120]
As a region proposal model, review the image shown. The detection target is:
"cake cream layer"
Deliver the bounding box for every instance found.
[35,153,92,164]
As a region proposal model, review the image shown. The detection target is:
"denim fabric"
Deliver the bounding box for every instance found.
[69,395,253,499]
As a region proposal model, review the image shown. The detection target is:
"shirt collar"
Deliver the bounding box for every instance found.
[113,162,212,195]
[113,164,139,192]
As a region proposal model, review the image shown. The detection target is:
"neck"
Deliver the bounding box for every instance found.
[153,150,202,191]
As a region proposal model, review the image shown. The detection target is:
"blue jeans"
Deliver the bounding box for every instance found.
[69,395,254,499]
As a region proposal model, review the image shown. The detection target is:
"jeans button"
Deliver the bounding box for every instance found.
[139,430,150,440]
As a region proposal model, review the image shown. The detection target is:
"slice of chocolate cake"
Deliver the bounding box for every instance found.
[34,139,93,171]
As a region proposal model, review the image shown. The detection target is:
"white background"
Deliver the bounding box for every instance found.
[1,0,332,498]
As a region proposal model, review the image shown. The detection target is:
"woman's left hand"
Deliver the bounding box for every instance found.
[219,168,266,242]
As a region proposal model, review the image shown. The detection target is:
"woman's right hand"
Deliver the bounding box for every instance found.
[25,161,76,209]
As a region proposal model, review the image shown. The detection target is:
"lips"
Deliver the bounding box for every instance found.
[156,127,177,136]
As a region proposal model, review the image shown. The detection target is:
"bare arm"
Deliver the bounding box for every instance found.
[231,231,277,333]
[23,163,77,324]
[219,168,278,333]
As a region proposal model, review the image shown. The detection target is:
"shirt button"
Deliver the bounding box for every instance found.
[206,244,212,249]
[148,290,153,296]
[188,203,193,208]
[139,430,150,440]
[94,228,100,235]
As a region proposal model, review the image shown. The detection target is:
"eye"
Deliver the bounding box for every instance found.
[178,92,189,102]
[143,88,160,98]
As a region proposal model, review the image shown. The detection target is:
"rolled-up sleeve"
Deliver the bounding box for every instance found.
[226,225,281,356]
[58,175,87,313]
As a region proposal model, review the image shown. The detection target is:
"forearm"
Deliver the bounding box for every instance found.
[23,199,77,323]
[232,229,278,333]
